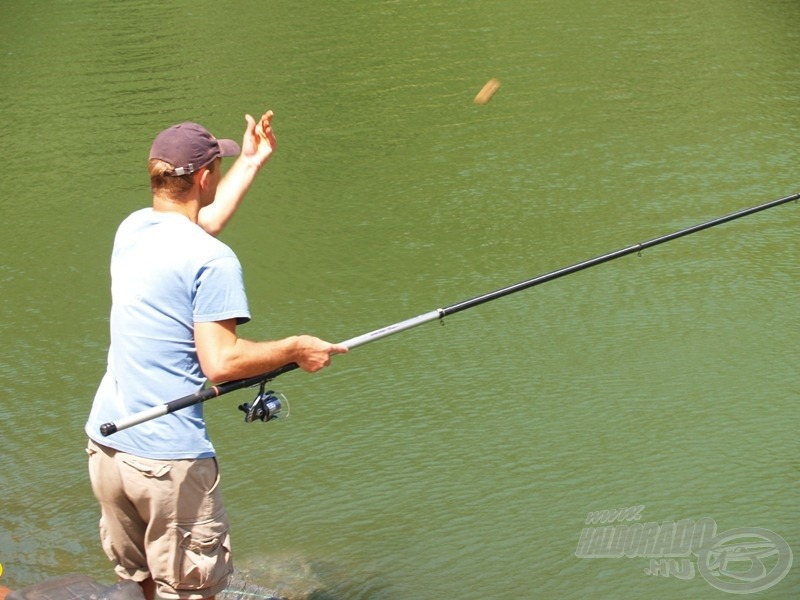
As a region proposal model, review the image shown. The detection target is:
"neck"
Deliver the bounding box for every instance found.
[152,193,201,223]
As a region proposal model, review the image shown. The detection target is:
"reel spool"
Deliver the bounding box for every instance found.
[238,382,289,424]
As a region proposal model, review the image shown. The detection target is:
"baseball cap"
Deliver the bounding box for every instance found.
[149,122,240,176]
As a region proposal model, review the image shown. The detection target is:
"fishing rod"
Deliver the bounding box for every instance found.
[99,192,798,437]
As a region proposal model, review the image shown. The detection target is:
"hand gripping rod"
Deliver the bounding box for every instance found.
[100,192,798,436]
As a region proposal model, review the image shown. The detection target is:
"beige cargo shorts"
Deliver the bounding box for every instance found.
[86,439,233,599]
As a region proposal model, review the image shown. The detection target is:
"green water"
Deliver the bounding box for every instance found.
[1,1,798,598]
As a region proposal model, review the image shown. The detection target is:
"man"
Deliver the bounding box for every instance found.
[85,111,347,600]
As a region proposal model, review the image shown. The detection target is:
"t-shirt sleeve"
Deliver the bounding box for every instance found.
[193,256,251,324]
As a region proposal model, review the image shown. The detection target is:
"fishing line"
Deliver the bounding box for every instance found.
[100,192,798,437]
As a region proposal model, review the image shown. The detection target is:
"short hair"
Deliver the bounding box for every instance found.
[149,159,193,196]
[148,158,217,197]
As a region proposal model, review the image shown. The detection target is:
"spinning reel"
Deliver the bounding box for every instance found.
[238,382,289,424]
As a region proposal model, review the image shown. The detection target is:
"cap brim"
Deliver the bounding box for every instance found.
[218,138,240,158]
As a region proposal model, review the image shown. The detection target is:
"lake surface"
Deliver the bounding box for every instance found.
[1,1,798,598]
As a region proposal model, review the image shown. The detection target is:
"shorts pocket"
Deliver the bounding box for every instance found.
[121,456,172,479]
[166,514,233,591]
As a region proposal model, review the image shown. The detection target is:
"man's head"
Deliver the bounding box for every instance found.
[148,122,240,198]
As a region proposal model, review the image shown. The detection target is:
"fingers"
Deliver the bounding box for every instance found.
[315,342,347,368]
[241,111,276,163]
[294,337,347,372]
[244,113,256,136]
[256,111,276,147]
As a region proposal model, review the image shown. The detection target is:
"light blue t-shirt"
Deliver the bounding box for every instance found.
[85,208,251,459]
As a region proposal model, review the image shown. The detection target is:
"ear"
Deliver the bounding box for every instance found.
[197,166,213,190]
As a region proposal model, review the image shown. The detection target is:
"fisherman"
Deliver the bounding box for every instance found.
[85,111,347,600]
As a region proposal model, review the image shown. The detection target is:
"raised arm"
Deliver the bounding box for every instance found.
[198,111,277,236]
